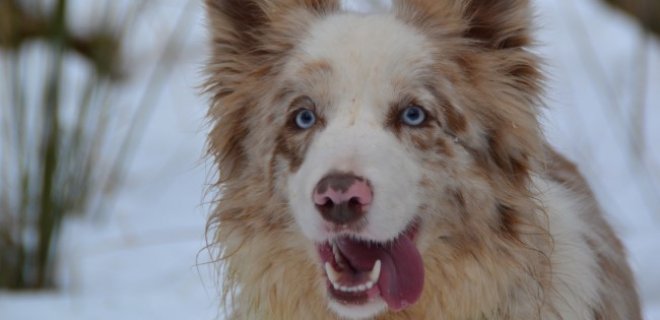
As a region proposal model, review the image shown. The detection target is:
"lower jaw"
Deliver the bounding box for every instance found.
[326,292,388,320]
[326,281,381,306]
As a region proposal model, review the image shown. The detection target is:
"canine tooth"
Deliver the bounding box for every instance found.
[365,281,374,289]
[332,243,342,263]
[369,260,382,283]
[325,262,341,285]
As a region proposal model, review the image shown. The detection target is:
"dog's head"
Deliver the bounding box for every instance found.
[206,0,542,318]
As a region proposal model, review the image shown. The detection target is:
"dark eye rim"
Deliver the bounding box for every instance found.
[399,104,430,127]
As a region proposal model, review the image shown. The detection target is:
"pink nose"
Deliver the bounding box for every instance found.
[313,173,373,225]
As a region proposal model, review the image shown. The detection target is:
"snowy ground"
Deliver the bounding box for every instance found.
[1,0,658,319]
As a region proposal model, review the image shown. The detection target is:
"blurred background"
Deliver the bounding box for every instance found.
[0,0,658,319]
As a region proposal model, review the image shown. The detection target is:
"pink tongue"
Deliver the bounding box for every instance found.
[336,235,424,311]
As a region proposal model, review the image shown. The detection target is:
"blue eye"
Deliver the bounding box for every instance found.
[294,109,317,129]
[401,105,427,126]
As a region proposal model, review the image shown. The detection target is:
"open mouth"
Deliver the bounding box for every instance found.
[317,221,424,312]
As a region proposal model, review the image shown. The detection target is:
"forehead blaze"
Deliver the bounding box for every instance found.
[293,13,435,101]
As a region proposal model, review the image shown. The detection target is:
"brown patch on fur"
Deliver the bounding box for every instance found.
[274,134,304,172]
[496,203,520,241]
[486,129,530,186]
[463,0,532,50]
[410,134,432,151]
[273,96,327,173]
[298,59,333,78]
[452,189,466,210]
[207,0,267,52]
[274,112,324,173]
[385,103,404,136]
[418,178,431,188]
[444,104,468,134]
[594,309,604,320]
[207,99,252,181]
[434,138,453,156]
[454,54,478,80]
[424,83,467,134]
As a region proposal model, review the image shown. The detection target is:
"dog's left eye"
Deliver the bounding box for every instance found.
[400,105,427,127]
[294,109,317,129]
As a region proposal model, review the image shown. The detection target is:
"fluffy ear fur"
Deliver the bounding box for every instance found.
[463,0,533,49]
[395,0,541,186]
[394,0,532,50]
[205,0,339,58]
[204,0,338,181]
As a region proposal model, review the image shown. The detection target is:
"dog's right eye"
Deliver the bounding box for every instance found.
[400,105,428,127]
[294,109,317,129]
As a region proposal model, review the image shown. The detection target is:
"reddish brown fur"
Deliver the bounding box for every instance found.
[203,0,641,319]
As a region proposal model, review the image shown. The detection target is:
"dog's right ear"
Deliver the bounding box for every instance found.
[205,0,270,56]
[205,0,339,182]
[205,0,339,60]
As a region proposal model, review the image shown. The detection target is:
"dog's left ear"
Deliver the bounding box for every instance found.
[396,0,541,186]
[462,0,532,50]
[395,0,533,50]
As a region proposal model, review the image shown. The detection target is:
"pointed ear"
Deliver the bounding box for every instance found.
[463,0,532,49]
[394,0,533,50]
[205,0,269,53]
[205,0,340,57]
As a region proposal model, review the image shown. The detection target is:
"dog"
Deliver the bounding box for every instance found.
[203,0,642,318]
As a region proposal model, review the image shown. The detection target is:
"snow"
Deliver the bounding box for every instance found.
[1,0,658,319]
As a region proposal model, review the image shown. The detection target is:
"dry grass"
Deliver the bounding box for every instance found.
[0,0,195,290]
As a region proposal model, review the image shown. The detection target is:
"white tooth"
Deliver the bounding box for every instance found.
[326,260,380,293]
[369,260,382,283]
[332,243,342,263]
[325,262,341,285]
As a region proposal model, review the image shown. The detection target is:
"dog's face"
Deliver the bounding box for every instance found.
[206,0,542,318]
[283,14,435,316]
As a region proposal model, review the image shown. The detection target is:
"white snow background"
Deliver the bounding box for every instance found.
[1,0,658,319]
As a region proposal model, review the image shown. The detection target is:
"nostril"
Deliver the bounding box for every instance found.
[348,197,361,208]
[321,197,334,208]
[312,172,373,225]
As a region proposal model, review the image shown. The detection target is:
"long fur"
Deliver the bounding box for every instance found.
[203,0,642,319]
